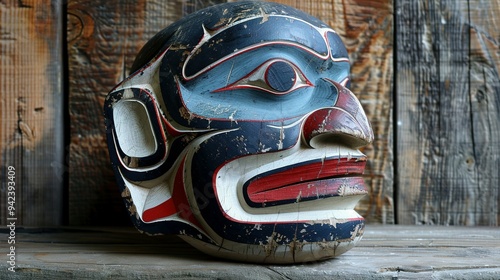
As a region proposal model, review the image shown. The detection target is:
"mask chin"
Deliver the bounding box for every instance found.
[178,219,364,264]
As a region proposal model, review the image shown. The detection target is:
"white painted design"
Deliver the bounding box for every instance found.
[214,143,365,223]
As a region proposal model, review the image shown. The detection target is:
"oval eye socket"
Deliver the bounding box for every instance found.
[265,61,296,92]
[213,59,311,95]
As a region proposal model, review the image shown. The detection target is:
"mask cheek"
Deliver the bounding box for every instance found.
[104,88,172,225]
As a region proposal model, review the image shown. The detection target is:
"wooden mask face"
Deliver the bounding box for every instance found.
[104,1,373,263]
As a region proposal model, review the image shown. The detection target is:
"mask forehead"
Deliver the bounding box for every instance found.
[183,15,331,79]
[157,15,350,125]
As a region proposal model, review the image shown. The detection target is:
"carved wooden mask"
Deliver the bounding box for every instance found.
[104,1,373,263]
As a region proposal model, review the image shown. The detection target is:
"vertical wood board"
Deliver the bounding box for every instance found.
[467,0,500,226]
[395,0,499,225]
[0,0,64,226]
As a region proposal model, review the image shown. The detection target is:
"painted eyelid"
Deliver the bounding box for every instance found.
[213,59,312,95]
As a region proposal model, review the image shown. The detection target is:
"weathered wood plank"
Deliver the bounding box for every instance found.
[395,0,500,225]
[0,0,64,226]
[67,0,228,225]
[275,0,394,223]
[468,0,500,226]
[1,225,499,278]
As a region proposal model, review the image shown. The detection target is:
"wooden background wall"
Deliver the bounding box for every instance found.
[396,0,500,226]
[0,0,498,227]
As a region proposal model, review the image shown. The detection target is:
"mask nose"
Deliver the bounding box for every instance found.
[302,81,374,149]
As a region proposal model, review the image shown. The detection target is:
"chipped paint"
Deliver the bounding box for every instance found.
[178,106,193,123]
[338,183,368,196]
[259,7,269,24]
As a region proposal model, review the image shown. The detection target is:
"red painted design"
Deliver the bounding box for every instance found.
[249,177,366,204]
[142,199,177,223]
[140,157,201,228]
[162,117,184,137]
[302,108,362,143]
[332,82,373,141]
[247,158,366,204]
[302,81,373,147]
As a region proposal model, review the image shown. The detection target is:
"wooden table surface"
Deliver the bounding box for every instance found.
[1,225,499,279]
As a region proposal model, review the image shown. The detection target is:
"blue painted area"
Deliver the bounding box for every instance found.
[177,46,346,121]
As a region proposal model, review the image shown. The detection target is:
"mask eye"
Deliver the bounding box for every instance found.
[214,59,312,95]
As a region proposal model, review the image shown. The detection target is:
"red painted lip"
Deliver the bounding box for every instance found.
[245,157,367,207]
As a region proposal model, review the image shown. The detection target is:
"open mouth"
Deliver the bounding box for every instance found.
[243,156,367,208]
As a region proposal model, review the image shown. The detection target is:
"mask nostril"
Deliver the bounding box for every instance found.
[302,106,373,149]
[113,100,157,158]
[307,132,370,149]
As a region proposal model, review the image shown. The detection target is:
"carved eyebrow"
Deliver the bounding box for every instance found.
[326,31,349,61]
[182,16,330,80]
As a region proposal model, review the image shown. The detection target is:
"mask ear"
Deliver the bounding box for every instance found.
[104,49,213,239]
[104,86,210,238]
[112,98,157,158]
[105,87,167,172]
[104,86,169,219]
[104,40,180,175]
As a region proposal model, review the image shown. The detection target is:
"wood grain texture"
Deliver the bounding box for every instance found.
[275,0,394,223]
[0,0,64,226]
[67,0,227,225]
[1,225,499,278]
[468,0,500,226]
[396,0,500,225]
